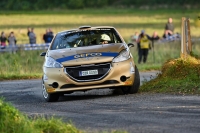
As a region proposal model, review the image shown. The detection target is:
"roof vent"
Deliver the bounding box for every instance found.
[79,25,91,29]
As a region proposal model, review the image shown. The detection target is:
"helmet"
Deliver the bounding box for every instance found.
[101,34,111,41]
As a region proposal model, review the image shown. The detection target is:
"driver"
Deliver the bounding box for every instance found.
[100,34,111,44]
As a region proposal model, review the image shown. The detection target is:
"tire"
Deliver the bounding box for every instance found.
[129,65,140,94]
[121,65,140,94]
[42,80,59,102]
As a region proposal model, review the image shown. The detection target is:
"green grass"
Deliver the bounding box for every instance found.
[140,56,200,94]
[1,41,200,80]
[0,98,81,133]
[0,9,199,44]
[0,50,44,80]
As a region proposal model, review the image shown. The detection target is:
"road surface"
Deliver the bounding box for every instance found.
[1,71,200,133]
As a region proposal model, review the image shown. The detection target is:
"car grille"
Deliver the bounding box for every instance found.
[64,63,111,82]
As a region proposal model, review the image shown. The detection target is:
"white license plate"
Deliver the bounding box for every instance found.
[79,70,98,76]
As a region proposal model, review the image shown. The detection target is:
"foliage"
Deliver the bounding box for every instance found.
[33,117,81,133]
[140,56,200,94]
[0,0,199,10]
[0,98,34,133]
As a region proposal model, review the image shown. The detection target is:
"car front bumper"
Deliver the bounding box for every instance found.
[43,59,136,93]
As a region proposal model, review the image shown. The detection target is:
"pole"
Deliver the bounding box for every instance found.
[152,39,155,63]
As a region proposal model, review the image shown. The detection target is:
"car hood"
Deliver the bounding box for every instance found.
[47,43,127,66]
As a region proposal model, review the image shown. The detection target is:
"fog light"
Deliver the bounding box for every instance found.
[124,81,133,85]
[47,88,55,92]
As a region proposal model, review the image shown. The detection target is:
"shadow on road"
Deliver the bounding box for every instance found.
[58,88,126,102]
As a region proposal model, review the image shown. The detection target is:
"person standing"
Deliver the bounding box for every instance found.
[8,31,17,53]
[163,18,174,38]
[137,30,151,64]
[43,29,50,43]
[48,28,54,42]
[29,28,36,45]
[132,32,139,43]
[0,31,7,49]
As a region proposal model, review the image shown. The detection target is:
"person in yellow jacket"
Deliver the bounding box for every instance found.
[137,30,151,64]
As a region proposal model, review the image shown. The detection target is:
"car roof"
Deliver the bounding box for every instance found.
[57,26,115,34]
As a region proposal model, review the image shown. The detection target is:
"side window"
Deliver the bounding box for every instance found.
[51,35,59,50]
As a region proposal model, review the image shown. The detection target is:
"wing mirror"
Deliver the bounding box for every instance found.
[128,43,134,48]
[40,52,46,56]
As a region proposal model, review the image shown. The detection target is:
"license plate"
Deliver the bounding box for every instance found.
[79,70,98,76]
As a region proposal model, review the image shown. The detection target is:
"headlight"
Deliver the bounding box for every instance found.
[112,50,130,63]
[44,56,63,68]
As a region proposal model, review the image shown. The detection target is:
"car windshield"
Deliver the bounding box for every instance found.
[50,28,123,50]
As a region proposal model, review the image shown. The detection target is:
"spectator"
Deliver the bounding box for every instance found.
[130,32,139,44]
[43,28,54,44]
[49,28,54,36]
[48,28,54,42]
[130,32,140,56]
[137,30,151,64]
[163,18,174,38]
[43,29,50,43]
[8,31,17,53]
[151,31,160,41]
[29,28,36,44]
[0,31,7,49]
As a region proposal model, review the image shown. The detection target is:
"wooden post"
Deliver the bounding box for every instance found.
[181,17,192,58]
[181,17,186,58]
[186,18,192,53]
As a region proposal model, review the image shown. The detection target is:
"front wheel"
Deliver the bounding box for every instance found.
[42,81,59,102]
[122,65,140,94]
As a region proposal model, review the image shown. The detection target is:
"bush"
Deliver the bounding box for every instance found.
[140,56,200,94]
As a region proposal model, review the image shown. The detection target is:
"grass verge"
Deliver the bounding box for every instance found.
[0,73,42,80]
[140,56,200,94]
[0,98,81,133]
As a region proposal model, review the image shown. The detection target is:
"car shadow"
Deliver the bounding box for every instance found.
[58,88,125,102]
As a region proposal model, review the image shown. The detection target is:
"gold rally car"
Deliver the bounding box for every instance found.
[40,26,140,102]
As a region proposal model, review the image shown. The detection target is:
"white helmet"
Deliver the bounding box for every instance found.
[101,34,111,41]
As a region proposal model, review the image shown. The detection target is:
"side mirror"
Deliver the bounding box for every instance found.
[40,52,46,56]
[128,43,134,48]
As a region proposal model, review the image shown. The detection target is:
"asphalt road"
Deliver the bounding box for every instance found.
[1,71,200,133]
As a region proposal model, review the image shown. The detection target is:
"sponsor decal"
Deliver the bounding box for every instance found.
[56,52,118,63]
[74,53,102,58]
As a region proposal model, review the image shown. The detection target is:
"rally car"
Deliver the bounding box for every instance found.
[40,26,140,102]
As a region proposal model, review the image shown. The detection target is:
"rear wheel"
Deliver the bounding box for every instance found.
[42,81,59,102]
[121,65,140,94]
